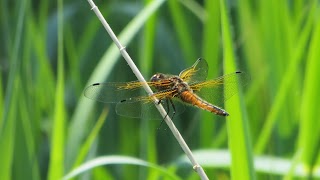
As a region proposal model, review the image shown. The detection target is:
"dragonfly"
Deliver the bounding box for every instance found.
[84,58,249,119]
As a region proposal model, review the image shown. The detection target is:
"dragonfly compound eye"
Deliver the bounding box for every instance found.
[150,73,165,82]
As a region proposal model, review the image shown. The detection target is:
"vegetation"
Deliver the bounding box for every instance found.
[0,0,319,179]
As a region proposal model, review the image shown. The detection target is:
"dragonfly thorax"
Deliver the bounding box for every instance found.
[150,73,192,96]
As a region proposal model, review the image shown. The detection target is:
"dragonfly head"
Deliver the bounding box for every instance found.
[150,73,165,82]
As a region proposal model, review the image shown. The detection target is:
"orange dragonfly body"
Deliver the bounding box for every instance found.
[84,58,248,118]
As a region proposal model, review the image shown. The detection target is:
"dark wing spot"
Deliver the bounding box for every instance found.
[235,71,242,74]
[92,83,101,86]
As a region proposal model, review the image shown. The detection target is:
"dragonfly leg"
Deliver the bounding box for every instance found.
[169,98,176,119]
[157,99,168,125]
[158,98,178,130]
[158,98,171,130]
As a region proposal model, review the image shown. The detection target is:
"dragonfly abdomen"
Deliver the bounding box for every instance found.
[180,91,229,116]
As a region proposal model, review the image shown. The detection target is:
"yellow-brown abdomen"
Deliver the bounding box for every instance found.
[180,91,229,116]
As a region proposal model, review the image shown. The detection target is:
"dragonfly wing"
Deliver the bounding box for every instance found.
[116,100,160,119]
[179,58,208,83]
[190,71,250,106]
[84,81,185,118]
[116,97,186,119]
[84,82,151,103]
[84,80,175,103]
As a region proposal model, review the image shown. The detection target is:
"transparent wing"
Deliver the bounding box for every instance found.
[116,98,185,119]
[84,82,185,118]
[84,81,170,103]
[190,71,250,107]
[179,58,208,83]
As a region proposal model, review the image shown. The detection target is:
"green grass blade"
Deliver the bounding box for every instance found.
[200,0,221,148]
[63,156,181,180]
[179,0,207,22]
[0,0,26,136]
[72,108,108,169]
[297,9,320,177]
[0,82,18,180]
[18,86,41,180]
[167,0,197,61]
[0,1,26,178]
[140,0,157,76]
[0,66,3,124]
[139,0,158,179]
[220,0,255,179]
[47,0,65,179]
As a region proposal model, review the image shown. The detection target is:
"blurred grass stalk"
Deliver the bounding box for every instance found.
[220,0,255,179]
[296,8,320,178]
[47,0,65,179]
[0,0,26,179]
[200,0,222,150]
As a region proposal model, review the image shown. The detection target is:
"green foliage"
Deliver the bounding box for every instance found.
[1,0,320,179]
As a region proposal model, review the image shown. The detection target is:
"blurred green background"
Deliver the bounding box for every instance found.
[1,0,320,179]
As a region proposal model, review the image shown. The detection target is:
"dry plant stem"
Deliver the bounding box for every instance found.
[87,1,209,179]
